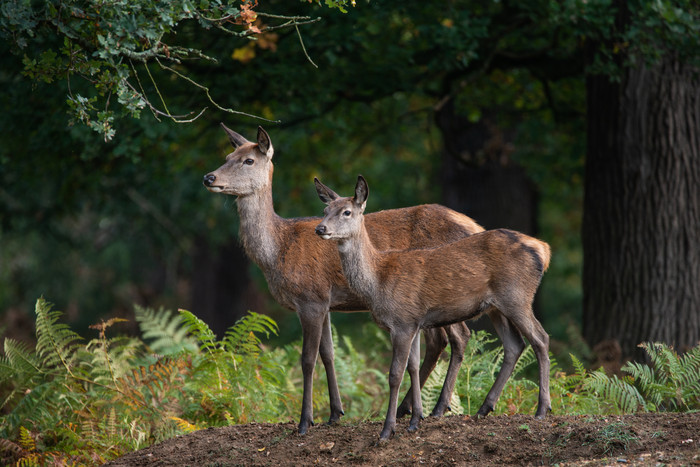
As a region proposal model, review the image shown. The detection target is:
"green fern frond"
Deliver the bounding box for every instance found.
[570,353,587,376]
[18,426,35,452]
[623,341,700,411]
[583,369,646,413]
[34,298,81,376]
[1,338,41,379]
[178,308,218,353]
[134,306,198,355]
[82,335,144,385]
[421,359,464,416]
[222,312,278,356]
[0,338,44,412]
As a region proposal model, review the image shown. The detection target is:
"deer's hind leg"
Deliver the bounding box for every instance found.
[503,307,551,418]
[319,311,344,424]
[431,322,470,417]
[476,310,526,418]
[407,332,423,432]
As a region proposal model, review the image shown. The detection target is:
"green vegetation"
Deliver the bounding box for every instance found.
[1,298,699,465]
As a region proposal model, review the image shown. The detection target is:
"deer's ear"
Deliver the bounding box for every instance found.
[220,123,249,149]
[314,178,339,205]
[354,175,369,210]
[257,126,274,158]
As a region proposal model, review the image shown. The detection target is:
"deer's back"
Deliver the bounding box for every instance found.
[365,204,483,250]
[370,229,550,326]
[263,205,482,311]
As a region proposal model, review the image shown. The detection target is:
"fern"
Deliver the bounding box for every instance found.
[134,306,198,355]
[222,311,278,357]
[582,369,646,413]
[0,338,42,411]
[179,308,218,354]
[81,334,144,385]
[420,359,464,416]
[170,416,202,433]
[327,325,387,420]
[622,342,700,411]
[34,298,81,375]
[455,330,503,415]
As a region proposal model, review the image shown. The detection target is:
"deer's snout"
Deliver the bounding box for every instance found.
[203,173,217,187]
[315,224,327,236]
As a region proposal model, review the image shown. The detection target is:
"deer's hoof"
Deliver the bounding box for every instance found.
[535,406,551,420]
[378,428,395,442]
[298,419,314,435]
[430,403,449,417]
[327,409,345,425]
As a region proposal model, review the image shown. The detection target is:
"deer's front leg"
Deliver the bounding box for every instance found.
[379,327,418,441]
[397,327,447,418]
[319,311,344,424]
[297,305,326,435]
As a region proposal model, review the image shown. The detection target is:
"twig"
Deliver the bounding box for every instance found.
[156,58,281,123]
[295,23,318,68]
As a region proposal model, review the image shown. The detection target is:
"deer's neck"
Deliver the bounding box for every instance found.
[236,186,282,270]
[336,222,379,302]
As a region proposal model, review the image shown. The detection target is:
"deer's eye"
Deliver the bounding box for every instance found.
[244,159,254,165]
[343,210,352,217]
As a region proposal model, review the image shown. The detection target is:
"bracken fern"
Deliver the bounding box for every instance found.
[623,342,700,411]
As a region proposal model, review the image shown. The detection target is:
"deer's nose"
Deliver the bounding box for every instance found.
[203,173,216,186]
[315,225,327,236]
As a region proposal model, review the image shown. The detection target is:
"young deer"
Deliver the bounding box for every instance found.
[315,176,552,441]
[203,124,482,434]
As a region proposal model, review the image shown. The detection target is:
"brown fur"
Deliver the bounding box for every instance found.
[203,125,482,434]
[315,176,552,440]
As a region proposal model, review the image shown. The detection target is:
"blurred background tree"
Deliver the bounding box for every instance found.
[1,0,698,362]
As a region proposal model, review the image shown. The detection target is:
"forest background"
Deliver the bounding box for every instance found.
[0,0,699,463]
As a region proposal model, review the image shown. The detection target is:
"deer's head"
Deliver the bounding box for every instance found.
[203,123,274,197]
[314,176,368,240]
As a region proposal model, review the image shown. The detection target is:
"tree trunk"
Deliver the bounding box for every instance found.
[190,236,261,338]
[583,57,700,359]
[436,98,539,235]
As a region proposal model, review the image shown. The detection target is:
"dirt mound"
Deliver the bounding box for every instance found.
[104,413,700,466]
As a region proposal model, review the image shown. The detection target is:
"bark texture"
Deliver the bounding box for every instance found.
[583,57,700,358]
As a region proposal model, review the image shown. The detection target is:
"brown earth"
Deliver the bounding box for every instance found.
[104,412,700,466]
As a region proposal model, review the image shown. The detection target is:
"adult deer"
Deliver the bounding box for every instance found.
[203,124,482,434]
[315,175,551,441]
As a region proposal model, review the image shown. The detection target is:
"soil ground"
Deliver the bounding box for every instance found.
[104,412,700,466]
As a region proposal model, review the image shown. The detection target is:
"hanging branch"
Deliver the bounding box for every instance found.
[156,58,281,124]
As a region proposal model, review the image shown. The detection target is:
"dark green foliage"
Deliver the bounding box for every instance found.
[0,0,316,139]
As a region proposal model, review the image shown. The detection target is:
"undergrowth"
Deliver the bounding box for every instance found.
[1,298,698,466]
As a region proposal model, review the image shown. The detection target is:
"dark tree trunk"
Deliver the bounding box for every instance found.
[583,57,700,359]
[190,236,260,338]
[436,98,539,236]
